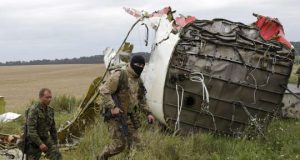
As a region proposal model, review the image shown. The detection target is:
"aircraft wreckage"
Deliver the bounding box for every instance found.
[0,6,296,158]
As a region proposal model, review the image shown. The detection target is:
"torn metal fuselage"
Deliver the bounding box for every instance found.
[107,7,295,136]
[163,19,294,136]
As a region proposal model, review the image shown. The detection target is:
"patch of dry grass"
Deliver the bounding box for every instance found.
[289,64,299,84]
[0,98,5,113]
[0,64,105,112]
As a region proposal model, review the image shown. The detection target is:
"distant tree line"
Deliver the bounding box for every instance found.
[0,52,150,66]
[292,42,300,55]
[0,55,104,66]
[0,43,298,66]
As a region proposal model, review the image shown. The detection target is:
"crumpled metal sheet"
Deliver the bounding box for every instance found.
[255,14,292,48]
[0,112,21,123]
[57,76,102,144]
[163,18,294,135]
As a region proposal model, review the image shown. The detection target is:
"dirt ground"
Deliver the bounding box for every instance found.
[0,64,104,112]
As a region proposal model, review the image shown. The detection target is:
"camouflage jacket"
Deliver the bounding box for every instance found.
[27,103,58,146]
[99,65,151,115]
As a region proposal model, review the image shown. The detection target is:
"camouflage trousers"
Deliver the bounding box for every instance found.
[26,138,62,160]
[99,115,140,159]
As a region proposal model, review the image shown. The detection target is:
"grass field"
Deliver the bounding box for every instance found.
[0,64,104,112]
[0,64,299,160]
[0,98,5,113]
[289,64,299,84]
[1,96,299,160]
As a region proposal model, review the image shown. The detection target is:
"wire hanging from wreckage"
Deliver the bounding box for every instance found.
[174,71,217,134]
[190,72,217,132]
[174,84,184,134]
[232,101,265,137]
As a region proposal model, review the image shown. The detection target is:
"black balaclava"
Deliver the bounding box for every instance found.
[130,55,145,77]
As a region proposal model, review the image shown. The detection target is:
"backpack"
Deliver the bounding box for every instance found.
[100,67,146,115]
[115,68,129,94]
[95,68,128,116]
[114,68,146,98]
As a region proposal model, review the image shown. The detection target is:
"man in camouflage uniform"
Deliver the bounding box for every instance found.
[26,88,62,160]
[97,55,155,160]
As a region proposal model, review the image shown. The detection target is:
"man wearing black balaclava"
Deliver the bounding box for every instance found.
[97,55,155,160]
[130,55,145,77]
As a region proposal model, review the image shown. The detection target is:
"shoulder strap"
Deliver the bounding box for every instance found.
[137,78,147,100]
[115,69,129,93]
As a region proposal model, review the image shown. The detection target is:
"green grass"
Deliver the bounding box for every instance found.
[287,54,300,83]
[61,118,299,160]
[289,64,299,84]
[0,98,5,114]
[51,95,82,113]
[1,96,299,160]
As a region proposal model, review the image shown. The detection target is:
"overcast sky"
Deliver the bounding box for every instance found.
[0,0,299,62]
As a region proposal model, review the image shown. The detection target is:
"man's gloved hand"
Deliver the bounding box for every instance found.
[111,107,123,115]
[39,143,48,152]
[147,114,155,124]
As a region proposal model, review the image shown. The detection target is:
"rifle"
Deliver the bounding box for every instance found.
[21,109,29,160]
[103,95,129,138]
[103,109,129,138]
[114,113,129,137]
